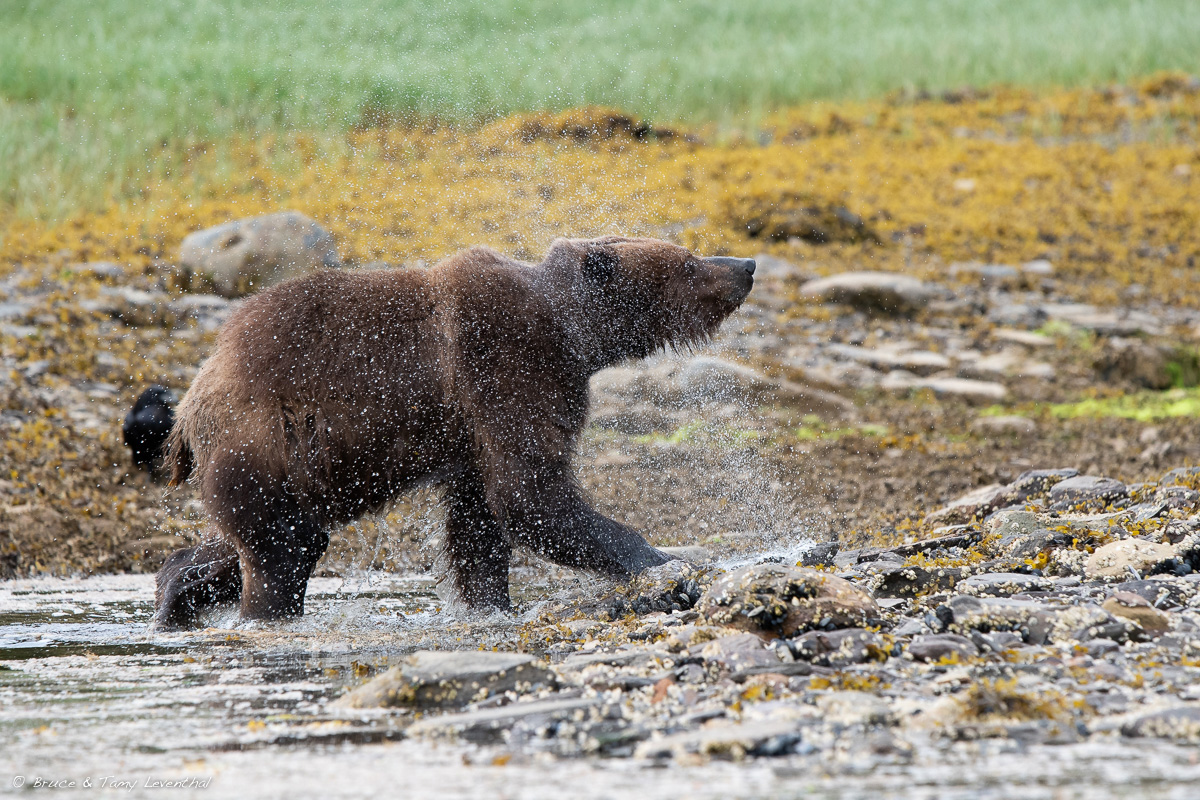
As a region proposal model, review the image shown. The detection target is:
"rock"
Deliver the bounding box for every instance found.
[860,562,958,598]
[883,373,1008,404]
[1121,706,1200,741]
[824,343,951,377]
[1085,539,1175,580]
[1043,303,1163,336]
[1101,592,1170,637]
[1022,259,1055,276]
[798,541,839,567]
[923,483,1009,526]
[972,415,1037,437]
[1112,578,1197,608]
[943,596,1057,645]
[334,650,555,710]
[1161,467,1200,489]
[992,329,1055,348]
[1049,476,1129,511]
[179,211,341,297]
[659,545,712,564]
[699,632,790,672]
[1004,469,1081,505]
[699,564,879,637]
[907,633,980,662]
[788,628,886,666]
[76,261,125,280]
[89,286,171,327]
[987,303,1048,328]
[635,719,803,760]
[958,572,1054,597]
[1092,338,1174,390]
[407,696,604,740]
[799,271,941,315]
[950,262,1020,287]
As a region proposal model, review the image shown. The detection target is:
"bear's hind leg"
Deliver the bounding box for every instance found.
[152,539,241,630]
[445,473,512,611]
[235,513,330,620]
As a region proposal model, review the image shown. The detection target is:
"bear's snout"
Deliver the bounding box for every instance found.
[706,256,756,276]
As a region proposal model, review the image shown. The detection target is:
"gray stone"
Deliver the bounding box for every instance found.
[408,696,604,740]
[635,720,803,759]
[335,650,554,709]
[972,415,1037,437]
[698,632,789,672]
[788,628,886,667]
[883,373,1008,404]
[958,572,1054,597]
[1121,706,1200,741]
[799,271,941,315]
[1049,476,1128,510]
[907,633,979,662]
[179,211,341,297]
[944,596,1057,645]
[700,564,879,637]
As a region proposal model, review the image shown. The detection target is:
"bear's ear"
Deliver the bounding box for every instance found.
[581,245,618,285]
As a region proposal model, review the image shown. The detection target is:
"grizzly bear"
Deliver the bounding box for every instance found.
[153,236,755,628]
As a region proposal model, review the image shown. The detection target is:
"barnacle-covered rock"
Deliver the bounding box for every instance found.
[179,211,341,297]
[699,564,879,637]
[334,650,555,710]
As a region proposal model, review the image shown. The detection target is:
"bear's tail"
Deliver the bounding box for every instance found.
[164,421,194,487]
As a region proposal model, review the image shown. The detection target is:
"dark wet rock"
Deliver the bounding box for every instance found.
[799,541,839,567]
[973,630,1023,652]
[1101,592,1170,637]
[1085,538,1175,579]
[179,210,341,297]
[995,525,1073,561]
[927,470,1079,527]
[1081,638,1122,657]
[335,650,555,710]
[987,303,1048,328]
[907,633,980,662]
[634,719,804,760]
[1121,706,1200,741]
[860,562,961,598]
[1161,467,1200,488]
[1112,578,1196,608]
[625,560,705,615]
[958,572,1054,597]
[698,632,791,672]
[699,564,879,637]
[799,271,941,315]
[789,628,888,667]
[942,596,1056,644]
[1157,485,1200,512]
[1049,475,1129,511]
[408,696,606,742]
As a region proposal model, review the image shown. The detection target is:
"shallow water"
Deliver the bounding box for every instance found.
[3,575,1200,800]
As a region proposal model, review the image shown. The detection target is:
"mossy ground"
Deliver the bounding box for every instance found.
[1,77,1199,576]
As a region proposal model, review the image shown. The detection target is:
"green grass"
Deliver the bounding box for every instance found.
[3,0,1200,218]
[1050,388,1200,422]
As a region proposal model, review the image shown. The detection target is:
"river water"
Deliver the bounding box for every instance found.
[3,575,1200,799]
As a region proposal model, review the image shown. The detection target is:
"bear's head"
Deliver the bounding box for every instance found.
[543,236,755,368]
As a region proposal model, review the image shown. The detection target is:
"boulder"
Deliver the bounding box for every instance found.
[799,271,941,315]
[698,632,791,672]
[1049,476,1129,511]
[179,211,340,297]
[1101,592,1170,637]
[907,633,980,662]
[1085,539,1175,579]
[334,650,554,710]
[699,564,879,637]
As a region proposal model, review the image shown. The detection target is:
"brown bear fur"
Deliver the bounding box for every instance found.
[154,236,755,628]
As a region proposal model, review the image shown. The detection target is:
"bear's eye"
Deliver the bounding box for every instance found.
[682,259,697,277]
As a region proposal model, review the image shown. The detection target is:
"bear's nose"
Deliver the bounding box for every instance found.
[706,256,756,275]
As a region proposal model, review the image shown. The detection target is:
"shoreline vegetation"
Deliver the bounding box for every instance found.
[3,0,1200,219]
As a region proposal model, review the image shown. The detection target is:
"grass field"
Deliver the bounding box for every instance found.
[3,0,1200,218]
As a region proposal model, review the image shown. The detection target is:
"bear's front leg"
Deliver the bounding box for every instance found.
[444,471,512,610]
[487,458,671,579]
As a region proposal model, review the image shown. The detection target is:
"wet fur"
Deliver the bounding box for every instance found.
[156,236,752,627]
